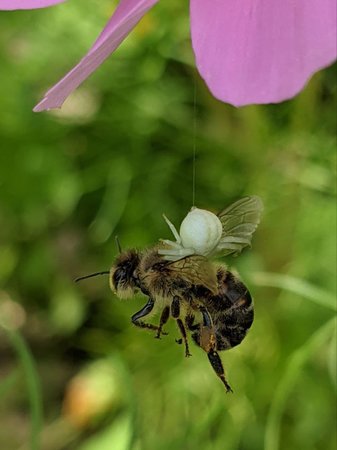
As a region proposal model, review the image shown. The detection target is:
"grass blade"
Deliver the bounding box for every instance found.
[264,317,336,450]
[6,329,43,450]
[252,272,336,311]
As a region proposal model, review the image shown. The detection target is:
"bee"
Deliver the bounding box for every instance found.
[76,196,263,392]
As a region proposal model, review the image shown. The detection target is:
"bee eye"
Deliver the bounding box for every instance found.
[113,266,127,285]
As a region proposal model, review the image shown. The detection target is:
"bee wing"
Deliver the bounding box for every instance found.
[168,255,218,295]
[216,196,263,257]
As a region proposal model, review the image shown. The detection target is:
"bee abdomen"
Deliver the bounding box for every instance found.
[208,270,254,351]
[189,268,254,353]
[213,291,254,350]
[215,322,251,350]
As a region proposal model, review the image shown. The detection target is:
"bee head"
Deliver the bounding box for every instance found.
[109,250,141,299]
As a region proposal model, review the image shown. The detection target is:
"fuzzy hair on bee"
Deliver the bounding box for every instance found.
[76,196,263,392]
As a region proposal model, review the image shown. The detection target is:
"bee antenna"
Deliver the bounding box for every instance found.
[115,235,122,254]
[75,271,110,283]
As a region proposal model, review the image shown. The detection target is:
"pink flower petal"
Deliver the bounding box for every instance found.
[0,0,65,9]
[34,0,159,112]
[190,0,337,106]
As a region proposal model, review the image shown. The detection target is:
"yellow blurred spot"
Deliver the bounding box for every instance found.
[62,359,123,429]
[50,89,99,123]
[134,14,156,37]
[63,376,98,429]
[0,292,26,330]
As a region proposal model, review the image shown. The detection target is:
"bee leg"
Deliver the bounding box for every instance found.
[197,306,233,393]
[177,319,192,357]
[155,306,170,339]
[171,296,181,318]
[131,297,161,332]
[199,306,213,328]
[207,350,233,394]
[175,314,199,346]
[185,314,199,331]
[198,306,217,352]
[172,296,192,357]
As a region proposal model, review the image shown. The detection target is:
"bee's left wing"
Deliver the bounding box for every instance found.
[167,255,218,295]
[216,196,263,257]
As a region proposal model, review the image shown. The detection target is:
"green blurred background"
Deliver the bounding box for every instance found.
[0,1,336,450]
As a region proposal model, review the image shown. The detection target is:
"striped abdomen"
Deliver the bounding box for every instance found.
[203,267,254,351]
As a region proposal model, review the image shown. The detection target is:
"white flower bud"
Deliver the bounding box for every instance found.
[179,207,222,256]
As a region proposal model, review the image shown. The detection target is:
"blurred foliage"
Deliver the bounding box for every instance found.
[0,1,336,450]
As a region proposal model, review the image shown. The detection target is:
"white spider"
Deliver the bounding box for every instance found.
[158,207,223,261]
[158,196,263,262]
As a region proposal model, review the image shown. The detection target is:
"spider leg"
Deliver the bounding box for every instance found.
[159,239,182,249]
[162,214,181,243]
[157,247,195,260]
